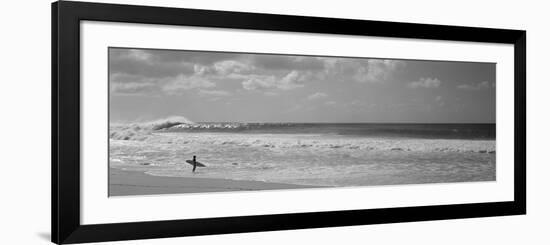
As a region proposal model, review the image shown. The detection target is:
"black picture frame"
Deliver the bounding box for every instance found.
[52,1,526,244]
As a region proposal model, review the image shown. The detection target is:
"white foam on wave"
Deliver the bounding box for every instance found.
[109,116,193,140]
[109,132,497,187]
[141,132,496,153]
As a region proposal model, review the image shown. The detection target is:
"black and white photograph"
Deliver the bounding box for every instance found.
[2,0,542,244]
[108,47,496,196]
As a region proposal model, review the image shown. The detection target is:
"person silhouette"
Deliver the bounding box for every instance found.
[192,155,197,173]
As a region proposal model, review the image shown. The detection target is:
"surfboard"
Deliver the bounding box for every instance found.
[185,160,206,167]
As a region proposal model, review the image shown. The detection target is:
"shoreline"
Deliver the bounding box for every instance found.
[109,167,319,196]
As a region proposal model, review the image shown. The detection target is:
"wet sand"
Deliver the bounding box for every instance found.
[109,168,315,196]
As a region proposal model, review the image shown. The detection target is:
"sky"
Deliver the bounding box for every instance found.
[109,47,496,123]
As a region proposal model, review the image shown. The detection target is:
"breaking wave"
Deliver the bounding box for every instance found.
[165,123,495,140]
[109,116,193,140]
[145,133,496,154]
[109,119,496,153]
[170,122,292,130]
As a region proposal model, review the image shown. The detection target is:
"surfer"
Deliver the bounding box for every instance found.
[192,155,197,172]
[185,156,205,171]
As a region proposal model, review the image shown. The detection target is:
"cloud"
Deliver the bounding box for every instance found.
[197,89,232,97]
[191,60,253,77]
[114,49,152,62]
[279,71,308,90]
[110,82,158,95]
[110,73,147,84]
[307,92,328,100]
[109,49,195,78]
[162,75,215,94]
[213,60,253,75]
[110,48,412,97]
[242,70,307,91]
[457,81,490,91]
[247,56,406,85]
[323,58,406,83]
[325,101,337,106]
[110,73,160,95]
[110,72,218,96]
[252,55,326,71]
[112,48,242,65]
[242,76,276,90]
[359,59,406,83]
[408,77,441,88]
[111,73,218,96]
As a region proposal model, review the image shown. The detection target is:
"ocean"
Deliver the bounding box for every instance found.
[109,121,496,187]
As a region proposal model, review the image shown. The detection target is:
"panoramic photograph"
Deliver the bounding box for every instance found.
[108,47,496,196]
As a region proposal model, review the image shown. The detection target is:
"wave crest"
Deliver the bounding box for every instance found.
[110,116,193,140]
[146,116,194,130]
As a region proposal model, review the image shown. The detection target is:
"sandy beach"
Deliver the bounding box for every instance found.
[109,168,315,196]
